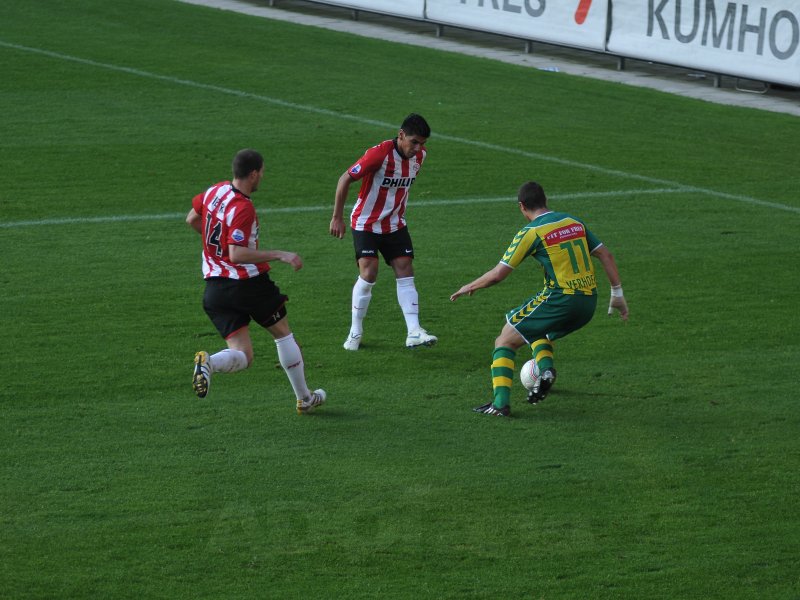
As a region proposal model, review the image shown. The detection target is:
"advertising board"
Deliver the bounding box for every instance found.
[607,0,800,85]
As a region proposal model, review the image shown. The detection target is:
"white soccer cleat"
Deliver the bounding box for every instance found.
[297,389,327,414]
[405,328,438,348]
[343,332,362,351]
[192,351,211,398]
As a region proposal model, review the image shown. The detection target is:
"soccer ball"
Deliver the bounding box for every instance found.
[519,359,540,391]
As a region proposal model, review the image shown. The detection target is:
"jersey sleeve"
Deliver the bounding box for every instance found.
[191,192,204,214]
[585,226,602,253]
[226,201,256,247]
[500,226,539,269]
[347,142,389,181]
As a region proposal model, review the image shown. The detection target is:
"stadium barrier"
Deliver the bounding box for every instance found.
[425,0,608,51]
[276,0,800,88]
[608,0,800,88]
[292,0,426,20]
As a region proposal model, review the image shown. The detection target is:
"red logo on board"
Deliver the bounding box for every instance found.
[575,0,593,25]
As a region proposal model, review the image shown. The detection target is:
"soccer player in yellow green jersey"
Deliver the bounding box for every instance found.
[450,181,629,416]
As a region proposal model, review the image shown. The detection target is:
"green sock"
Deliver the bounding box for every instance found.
[491,347,516,408]
[530,338,554,372]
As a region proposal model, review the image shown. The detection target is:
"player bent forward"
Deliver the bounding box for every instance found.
[186,149,326,414]
[450,181,628,416]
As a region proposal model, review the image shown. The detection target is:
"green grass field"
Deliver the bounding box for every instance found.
[2,1,799,598]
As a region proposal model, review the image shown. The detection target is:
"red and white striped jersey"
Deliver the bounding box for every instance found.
[191,181,270,280]
[348,139,426,234]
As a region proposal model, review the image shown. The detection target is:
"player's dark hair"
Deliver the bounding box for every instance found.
[232,149,264,179]
[400,113,431,138]
[518,181,548,210]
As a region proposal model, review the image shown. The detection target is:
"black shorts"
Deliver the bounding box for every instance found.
[352,227,414,265]
[202,273,288,339]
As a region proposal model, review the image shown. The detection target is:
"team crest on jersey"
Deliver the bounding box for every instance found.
[350,164,362,175]
[231,229,246,243]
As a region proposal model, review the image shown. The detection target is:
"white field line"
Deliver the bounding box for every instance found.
[0,189,686,229]
[1,41,798,217]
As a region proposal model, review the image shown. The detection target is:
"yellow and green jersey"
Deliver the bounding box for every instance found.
[501,211,602,296]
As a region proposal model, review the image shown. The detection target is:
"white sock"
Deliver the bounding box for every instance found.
[275,333,310,400]
[209,349,248,373]
[350,276,375,336]
[396,276,421,333]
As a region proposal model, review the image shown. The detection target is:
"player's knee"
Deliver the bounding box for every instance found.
[359,267,378,283]
[495,331,524,350]
[391,258,414,278]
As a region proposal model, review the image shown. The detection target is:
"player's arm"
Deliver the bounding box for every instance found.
[450,263,513,301]
[330,171,354,239]
[186,208,202,234]
[228,244,303,271]
[591,245,628,320]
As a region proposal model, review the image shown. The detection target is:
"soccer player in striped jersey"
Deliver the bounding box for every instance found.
[186,149,326,415]
[450,181,629,416]
[329,114,438,351]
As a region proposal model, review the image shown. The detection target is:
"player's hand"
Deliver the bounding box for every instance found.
[608,285,628,321]
[449,285,474,302]
[280,252,303,271]
[329,216,346,239]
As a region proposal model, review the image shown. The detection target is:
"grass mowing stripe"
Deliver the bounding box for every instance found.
[0,188,689,229]
[2,39,796,216]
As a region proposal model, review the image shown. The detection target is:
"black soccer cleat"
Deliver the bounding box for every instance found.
[473,401,510,416]
[527,368,556,404]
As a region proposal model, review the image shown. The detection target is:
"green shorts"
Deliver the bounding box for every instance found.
[505,289,597,344]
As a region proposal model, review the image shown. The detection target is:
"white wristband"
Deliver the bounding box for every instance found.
[611,285,624,298]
